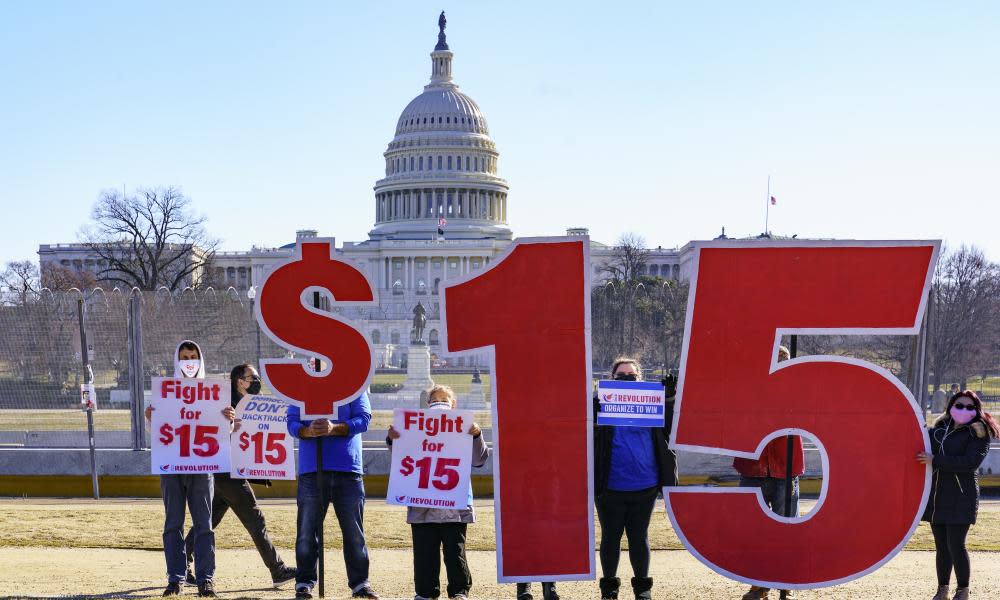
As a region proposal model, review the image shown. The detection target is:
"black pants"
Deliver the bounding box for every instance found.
[932,523,971,588]
[596,486,658,579]
[184,474,286,577]
[411,522,471,599]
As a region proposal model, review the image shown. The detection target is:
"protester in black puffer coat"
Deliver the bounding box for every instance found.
[918,390,998,600]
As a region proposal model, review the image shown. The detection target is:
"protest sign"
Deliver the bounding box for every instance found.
[230,395,295,480]
[597,380,665,427]
[442,237,594,582]
[387,407,474,509]
[665,240,939,589]
[150,377,231,474]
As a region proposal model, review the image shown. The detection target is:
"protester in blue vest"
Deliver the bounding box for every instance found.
[593,358,677,600]
[386,384,489,600]
[286,385,379,600]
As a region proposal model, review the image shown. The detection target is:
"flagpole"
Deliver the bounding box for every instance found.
[765,175,771,235]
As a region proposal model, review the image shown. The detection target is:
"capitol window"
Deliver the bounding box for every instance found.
[371,330,381,344]
[419,156,423,170]
[447,156,452,170]
[437,156,442,169]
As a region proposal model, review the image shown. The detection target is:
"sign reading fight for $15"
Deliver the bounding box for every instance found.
[150,377,231,474]
[387,407,474,509]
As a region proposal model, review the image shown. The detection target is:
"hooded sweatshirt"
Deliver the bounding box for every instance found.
[174,340,206,379]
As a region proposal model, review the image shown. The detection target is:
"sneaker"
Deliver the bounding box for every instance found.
[197,581,218,598]
[352,585,380,599]
[742,587,770,600]
[272,566,297,589]
[162,582,182,597]
[296,585,314,600]
[450,595,469,600]
[185,569,197,586]
[779,591,797,600]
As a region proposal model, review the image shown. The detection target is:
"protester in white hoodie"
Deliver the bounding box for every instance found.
[147,340,231,598]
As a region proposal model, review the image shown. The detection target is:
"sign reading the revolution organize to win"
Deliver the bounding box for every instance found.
[597,380,666,427]
[230,395,295,480]
[387,407,474,509]
[150,377,231,474]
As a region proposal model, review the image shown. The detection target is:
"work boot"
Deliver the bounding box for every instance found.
[631,576,653,600]
[162,582,181,597]
[931,586,950,600]
[952,587,970,600]
[599,576,621,600]
[741,587,770,600]
[516,583,533,600]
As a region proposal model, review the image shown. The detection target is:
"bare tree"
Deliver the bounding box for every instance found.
[603,233,650,282]
[927,245,1000,388]
[0,260,40,305]
[40,263,98,291]
[81,186,219,291]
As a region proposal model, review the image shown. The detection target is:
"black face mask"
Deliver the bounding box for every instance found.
[614,373,637,381]
[246,378,262,395]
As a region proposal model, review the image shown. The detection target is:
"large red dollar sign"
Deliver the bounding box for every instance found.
[255,239,377,417]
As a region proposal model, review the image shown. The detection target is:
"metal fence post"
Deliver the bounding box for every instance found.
[77,296,100,499]
[126,291,145,450]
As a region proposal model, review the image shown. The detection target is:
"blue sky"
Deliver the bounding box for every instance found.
[1,2,998,262]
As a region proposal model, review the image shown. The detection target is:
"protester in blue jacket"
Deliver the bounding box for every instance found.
[287,390,379,600]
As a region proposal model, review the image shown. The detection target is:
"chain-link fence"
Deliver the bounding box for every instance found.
[3,282,997,449]
[0,288,494,449]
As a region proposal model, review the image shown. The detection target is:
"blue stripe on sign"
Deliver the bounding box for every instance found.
[598,403,664,414]
[597,414,664,427]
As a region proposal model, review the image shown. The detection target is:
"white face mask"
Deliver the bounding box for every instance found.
[179,359,200,378]
[428,401,451,410]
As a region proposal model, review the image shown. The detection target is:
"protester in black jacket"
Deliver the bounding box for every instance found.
[918,390,998,600]
[183,364,297,589]
[592,358,678,600]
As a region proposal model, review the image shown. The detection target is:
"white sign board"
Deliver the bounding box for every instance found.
[150,377,231,474]
[596,380,666,427]
[230,395,296,480]
[387,407,474,509]
[80,383,96,411]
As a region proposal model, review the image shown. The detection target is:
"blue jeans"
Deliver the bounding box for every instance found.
[740,476,800,518]
[296,471,371,592]
[161,474,214,584]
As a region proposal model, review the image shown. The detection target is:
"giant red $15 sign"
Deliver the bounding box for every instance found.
[255,239,377,418]
[666,240,939,589]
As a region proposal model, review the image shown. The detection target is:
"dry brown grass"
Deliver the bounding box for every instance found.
[2,499,1000,552]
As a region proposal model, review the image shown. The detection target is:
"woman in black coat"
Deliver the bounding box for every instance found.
[917,390,998,600]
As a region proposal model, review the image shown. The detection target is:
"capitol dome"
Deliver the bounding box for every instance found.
[369,13,510,241]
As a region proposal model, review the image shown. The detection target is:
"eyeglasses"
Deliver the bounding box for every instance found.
[953,403,976,411]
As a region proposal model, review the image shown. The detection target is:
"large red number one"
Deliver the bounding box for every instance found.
[442,238,594,581]
[666,241,938,588]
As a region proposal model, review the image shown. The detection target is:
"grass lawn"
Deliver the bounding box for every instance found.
[2,499,999,552]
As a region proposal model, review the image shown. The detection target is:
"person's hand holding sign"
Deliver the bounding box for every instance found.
[468,422,482,438]
[916,452,934,466]
[305,418,350,437]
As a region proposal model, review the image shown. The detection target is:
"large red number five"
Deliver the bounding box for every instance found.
[443,238,594,582]
[666,241,938,588]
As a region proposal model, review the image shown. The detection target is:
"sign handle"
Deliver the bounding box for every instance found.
[313,290,325,598]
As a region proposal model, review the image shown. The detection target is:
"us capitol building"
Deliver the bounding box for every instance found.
[39,15,684,368]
